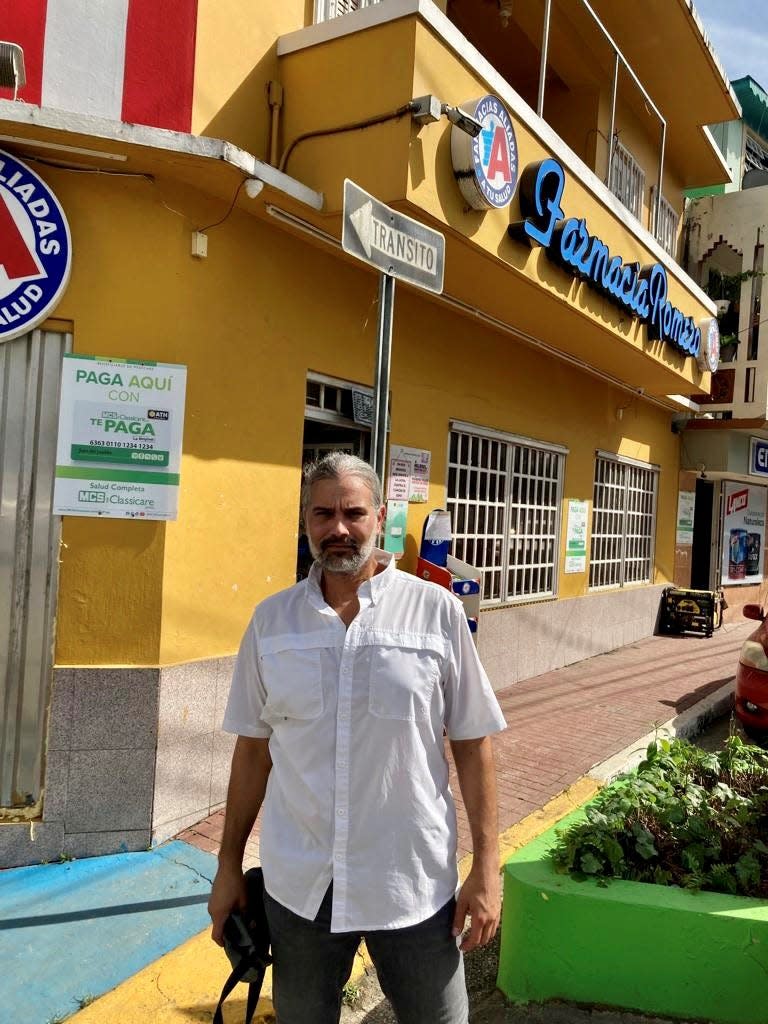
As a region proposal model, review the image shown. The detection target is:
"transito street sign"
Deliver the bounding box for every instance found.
[342,179,445,294]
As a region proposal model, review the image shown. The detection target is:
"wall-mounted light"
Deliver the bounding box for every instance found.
[498,0,514,29]
[0,42,25,101]
[410,95,483,138]
[244,178,264,199]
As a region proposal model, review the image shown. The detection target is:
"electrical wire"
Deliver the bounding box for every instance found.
[194,178,247,233]
[278,104,413,173]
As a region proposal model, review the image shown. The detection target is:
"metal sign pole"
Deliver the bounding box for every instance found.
[371,272,395,488]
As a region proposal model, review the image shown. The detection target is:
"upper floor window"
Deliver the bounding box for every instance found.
[746,133,768,175]
[589,452,658,590]
[609,141,645,222]
[651,188,678,258]
[446,423,566,605]
[314,0,379,22]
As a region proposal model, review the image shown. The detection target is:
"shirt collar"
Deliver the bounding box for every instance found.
[306,548,395,609]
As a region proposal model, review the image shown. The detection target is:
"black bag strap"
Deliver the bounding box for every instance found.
[212,954,268,1024]
[213,867,272,1024]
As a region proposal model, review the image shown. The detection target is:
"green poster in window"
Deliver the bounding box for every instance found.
[565,499,588,573]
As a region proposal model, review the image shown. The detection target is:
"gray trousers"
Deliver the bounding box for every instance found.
[263,885,469,1024]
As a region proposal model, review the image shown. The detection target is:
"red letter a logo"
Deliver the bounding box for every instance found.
[486,126,511,183]
[0,194,40,280]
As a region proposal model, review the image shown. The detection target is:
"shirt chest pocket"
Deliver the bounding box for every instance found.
[366,633,446,721]
[259,638,326,723]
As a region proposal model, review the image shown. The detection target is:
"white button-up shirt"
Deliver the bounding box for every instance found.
[223,550,506,932]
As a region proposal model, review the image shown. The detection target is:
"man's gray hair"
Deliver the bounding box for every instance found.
[301,452,383,518]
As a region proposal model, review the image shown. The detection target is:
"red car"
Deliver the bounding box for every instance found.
[735,604,768,741]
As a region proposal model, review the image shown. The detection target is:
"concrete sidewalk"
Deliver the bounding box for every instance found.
[3,619,752,1023]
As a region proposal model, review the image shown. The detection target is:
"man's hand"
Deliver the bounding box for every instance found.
[208,862,248,946]
[451,863,501,953]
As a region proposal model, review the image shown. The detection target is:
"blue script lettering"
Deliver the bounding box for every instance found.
[508,158,701,359]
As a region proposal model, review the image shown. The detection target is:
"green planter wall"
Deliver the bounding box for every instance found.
[498,811,768,1024]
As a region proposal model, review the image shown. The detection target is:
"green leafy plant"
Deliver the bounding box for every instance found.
[342,981,360,1007]
[550,736,768,897]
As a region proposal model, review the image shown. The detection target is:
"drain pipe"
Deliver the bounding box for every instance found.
[268,80,284,167]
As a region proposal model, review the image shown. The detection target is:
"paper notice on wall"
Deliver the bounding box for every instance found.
[676,491,695,546]
[387,445,431,503]
[564,499,588,573]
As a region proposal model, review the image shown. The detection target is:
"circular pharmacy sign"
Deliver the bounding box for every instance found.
[451,95,519,210]
[0,148,71,343]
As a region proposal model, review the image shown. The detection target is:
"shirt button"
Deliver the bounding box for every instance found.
[337,760,347,768]
[337,808,345,816]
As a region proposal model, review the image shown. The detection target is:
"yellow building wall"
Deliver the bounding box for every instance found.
[388,285,681,598]
[49,154,680,670]
[48,165,381,668]
[47,7,695,670]
[278,19,710,396]
[192,0,309,158]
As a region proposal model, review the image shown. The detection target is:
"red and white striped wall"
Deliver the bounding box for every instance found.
[0,0,198,132]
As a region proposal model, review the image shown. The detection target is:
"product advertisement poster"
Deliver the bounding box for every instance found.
[721,481,767,585]
[53,354,187,520]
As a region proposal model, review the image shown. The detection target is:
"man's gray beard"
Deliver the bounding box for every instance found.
[309,536,375,574]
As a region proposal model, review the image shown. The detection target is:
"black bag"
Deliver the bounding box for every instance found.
[213,867,273,1024]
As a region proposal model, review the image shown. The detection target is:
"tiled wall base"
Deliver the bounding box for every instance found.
[478,586,665,692]
[0,658,236,868]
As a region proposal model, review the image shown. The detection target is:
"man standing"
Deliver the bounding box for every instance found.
[209,452,506,1024]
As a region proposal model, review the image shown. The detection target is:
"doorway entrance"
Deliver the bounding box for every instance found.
[691,477,723,591]
[297,372,372,579]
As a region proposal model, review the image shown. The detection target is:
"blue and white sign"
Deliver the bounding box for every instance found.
[509,159,701,360]
[750,437,768,478]
[697,316,720,373]
[0,148,71,343]
[451,95,518,211]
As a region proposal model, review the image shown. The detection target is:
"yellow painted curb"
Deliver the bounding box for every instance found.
[69,778,598,1022]
[67,920,372,1023]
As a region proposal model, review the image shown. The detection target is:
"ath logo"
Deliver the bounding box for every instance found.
[0,149,71,343]
[727,489,749,516]
[451,95,518,211]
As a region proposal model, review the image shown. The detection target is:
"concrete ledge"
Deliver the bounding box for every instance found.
[498,813,768,1024]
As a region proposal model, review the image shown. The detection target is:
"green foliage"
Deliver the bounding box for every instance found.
[342,981,360,1007]
[550,736,768,898]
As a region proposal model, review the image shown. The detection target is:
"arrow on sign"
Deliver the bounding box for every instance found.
[349,200,373,258]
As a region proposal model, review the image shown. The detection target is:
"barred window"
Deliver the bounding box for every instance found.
[589,453,658,589]
[446,425,566,604]
[651,188,678,258]
[314,0,379,21]
[609,141,645,221]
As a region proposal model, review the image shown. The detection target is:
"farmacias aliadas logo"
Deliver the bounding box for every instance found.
[471,95,518,209]
[0,148,71,342]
